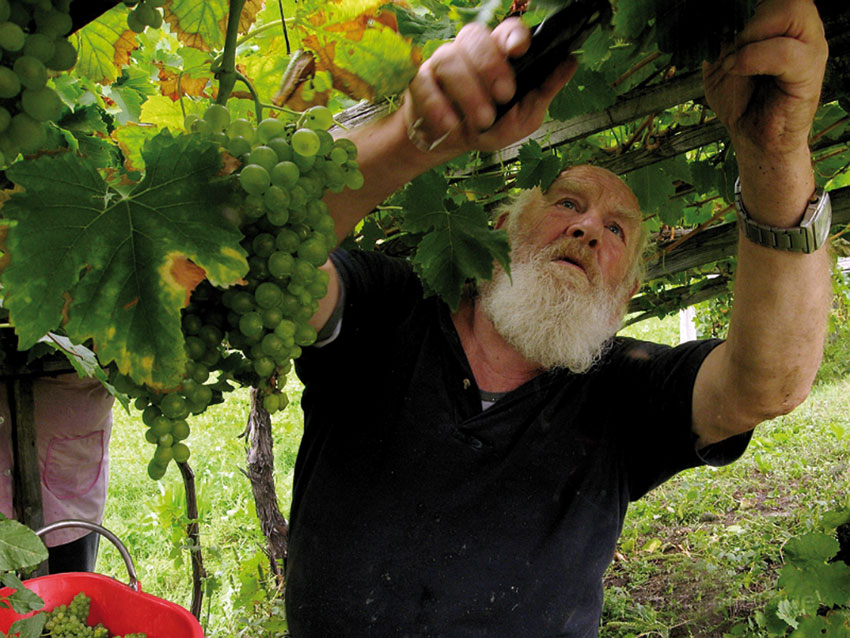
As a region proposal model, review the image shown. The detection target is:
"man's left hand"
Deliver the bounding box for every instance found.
[702,0,828,160]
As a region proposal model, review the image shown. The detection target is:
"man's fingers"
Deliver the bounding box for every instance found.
[407,60,460,136]
[491,16,531,58]
[725,37,823,88]
[455,22,520,106]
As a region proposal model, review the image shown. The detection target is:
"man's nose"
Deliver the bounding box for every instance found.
[566,213,602,248]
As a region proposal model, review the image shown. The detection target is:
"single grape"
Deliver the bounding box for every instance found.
[21,86,63,121]
[298,237,329,266]
[227,117,255,141]
[263,185,290,216]
[154,444,174,464]
[240,164,271,195]
[252,232,276,258]
[248,145,278,173]
[45,37,77,70]
[271,161,300,189]
[275,228,300,253]
[261,306,284,329]
[294,322,318,346]
[172,442,191,463]
[268,251,295,278]
[267,136,293,162]
[185,335,206,360]
[160,392,189,419]
[0,65,20,98]
[34,8,72,37]
[257,117,286,142]
[8,113,46,152]
[253,356,275,378]
[345,169,365,190]
[262,393,279,413]
[171,419,190,441]
[334,137,358,159]
[254,281,283,309]
[291,128,321,157]
[22,32,54,63]
[0,21,25,51]
[304,105,334,131]
[329,146,348,165]
[227,135,252,157]
[239,311,264,339]
[182,313,203,335]
[148,459,167,480]
[203,103,230,131]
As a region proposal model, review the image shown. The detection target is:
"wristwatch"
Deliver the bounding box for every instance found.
[734,177,832,253]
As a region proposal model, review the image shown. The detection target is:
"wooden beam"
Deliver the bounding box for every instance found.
[645,185,850,281]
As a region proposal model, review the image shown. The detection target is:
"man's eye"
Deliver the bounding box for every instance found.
[607,223,623,236]
[559,199,576,209]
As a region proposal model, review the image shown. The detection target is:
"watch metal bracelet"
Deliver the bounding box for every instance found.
[734,177,832,254]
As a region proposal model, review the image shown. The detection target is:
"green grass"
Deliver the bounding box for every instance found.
[98,376,305,636]
[96,313,850,637]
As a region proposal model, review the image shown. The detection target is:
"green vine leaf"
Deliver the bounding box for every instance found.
[548,68,617,121]
[0,520,48,572]
[515,139,562,191]
[402,174,510,310]
[1,132,249,390]
[8,613,47,638]
[35,333,130,411]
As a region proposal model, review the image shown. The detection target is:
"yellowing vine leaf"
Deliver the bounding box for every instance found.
[295,2,419,101]
[76,6,139,84]
[164,0,228,52]
[157,63,213,101]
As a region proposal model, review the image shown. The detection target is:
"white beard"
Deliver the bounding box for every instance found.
[478,240,630,373]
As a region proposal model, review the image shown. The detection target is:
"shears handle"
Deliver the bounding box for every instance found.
[494,0,611,121]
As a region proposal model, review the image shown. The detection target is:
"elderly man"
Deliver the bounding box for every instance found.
[285,0,832,635]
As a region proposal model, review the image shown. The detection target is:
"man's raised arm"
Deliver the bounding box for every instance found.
[693,0,832,447]
[309,18,577,332]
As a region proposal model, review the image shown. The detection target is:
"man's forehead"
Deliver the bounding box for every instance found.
[546,166,642,220]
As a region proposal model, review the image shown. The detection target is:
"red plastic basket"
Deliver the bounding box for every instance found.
[0,521,204,638]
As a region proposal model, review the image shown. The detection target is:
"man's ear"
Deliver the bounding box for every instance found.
[627,279,640,299]
[494,211,510,230]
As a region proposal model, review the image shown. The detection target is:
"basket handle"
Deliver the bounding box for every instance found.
[36,520,140,592]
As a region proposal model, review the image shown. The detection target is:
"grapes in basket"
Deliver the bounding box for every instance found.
[41,592,145,638]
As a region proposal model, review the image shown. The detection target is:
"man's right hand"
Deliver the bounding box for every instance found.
[400,18,578,158]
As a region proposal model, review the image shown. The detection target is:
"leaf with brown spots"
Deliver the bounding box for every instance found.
[76,6,140,84]
[0,134,248,390]
[294,3,419,102]
[157,64,212,101]
[164,0,228,52]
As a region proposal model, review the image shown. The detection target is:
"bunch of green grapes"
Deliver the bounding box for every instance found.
[187,102,360,413]
[0,0,77,166]
[122,0,164,32]
[42,593,146,638]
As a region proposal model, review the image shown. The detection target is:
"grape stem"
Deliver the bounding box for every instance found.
[233,70,265,121]
[216,0,248,107]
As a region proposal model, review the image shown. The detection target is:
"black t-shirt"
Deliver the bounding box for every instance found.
[287,249,750,638]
